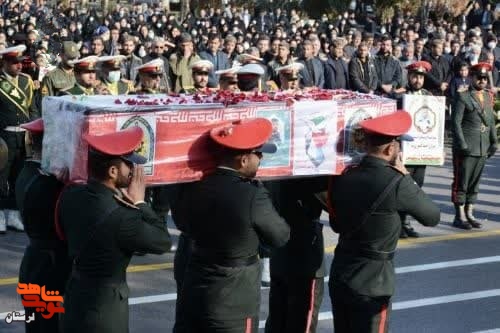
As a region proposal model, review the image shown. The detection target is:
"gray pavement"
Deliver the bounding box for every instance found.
[0,148,499,332]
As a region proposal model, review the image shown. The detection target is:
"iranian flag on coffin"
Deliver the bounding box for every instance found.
[41,92,397,185]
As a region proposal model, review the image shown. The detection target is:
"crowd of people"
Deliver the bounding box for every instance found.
[0,0,499,332]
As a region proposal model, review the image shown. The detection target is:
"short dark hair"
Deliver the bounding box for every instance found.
[87,151,122,182]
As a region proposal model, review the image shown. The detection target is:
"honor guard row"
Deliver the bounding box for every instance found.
[0,45,39,233]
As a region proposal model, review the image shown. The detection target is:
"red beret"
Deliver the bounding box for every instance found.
[83,127,147,164]
[359,110,413,140]
[406,61,432,74]
[20,119,44,133]
[470,62,492,76]
[210,118,277,152]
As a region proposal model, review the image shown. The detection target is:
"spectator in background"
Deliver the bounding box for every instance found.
[349,42,378,94]
[449,62,472,101]
[120,36,143,84]
[374,36,403,96]
[143,37,172,92]
[298,40,325,88]
[324,39,349,90]
[169,33,201,92]
[423,39,451,95]
[199,33,230,88]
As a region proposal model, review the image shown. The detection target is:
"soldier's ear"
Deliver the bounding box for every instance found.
[107,164,119,180]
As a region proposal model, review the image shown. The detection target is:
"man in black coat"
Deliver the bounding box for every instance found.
[349,42,378,94]
[374,36,403,96]
[175,118,290,332]
[59,127,172,333]
[15,119,70,333]
[324,39,349,90]
[328,111,440,332]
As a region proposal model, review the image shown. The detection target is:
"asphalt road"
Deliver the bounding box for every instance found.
[1,148,499,332]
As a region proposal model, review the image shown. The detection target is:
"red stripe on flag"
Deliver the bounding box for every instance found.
[245,317,252,333]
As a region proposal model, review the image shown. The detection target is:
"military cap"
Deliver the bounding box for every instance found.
[277,62,304,80]
[0,45,27,62]
[136,58,164,75]
[69,56,100,72]
[470,62,492,78]
[216,66,241,83]
[210,118,278,153]
[20,118,44,133]
[63,41,80,59]
[237,53,263,64]
[359,111,413,141]
[406,61,432,75]
[83,127,147,164]
[189,59,214,74]
[237,63,265,78]
[99,55,126,70]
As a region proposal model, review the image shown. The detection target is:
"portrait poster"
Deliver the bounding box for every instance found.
[402,95,446,166]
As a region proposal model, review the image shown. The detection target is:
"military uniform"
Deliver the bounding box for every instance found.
[175,119,290,333]
[100,79,134,95]
[40,41,80,97]
[59,127,172,333]
[451,66,497,229]
[41,66,76,97]
[264,177,328,333]
[328,112,440,333]
[16,160,70,333]
[0,70,38,217]
[58,83,95,96]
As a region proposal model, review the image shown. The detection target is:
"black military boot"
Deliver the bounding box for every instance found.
[465,204,482,228]
[452,204,472,230]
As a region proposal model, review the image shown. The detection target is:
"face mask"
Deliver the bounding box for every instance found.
[108,70,121,83]
[89,17,94,22]
[191,30,197,36]
[119,11,125,17]
[7,29,14,36]
[138,49,146,57]
[148,32,155,39]
[444,47,451,54]
[77,23,82,30]
[380,27,386,34]
[488,42,496,49]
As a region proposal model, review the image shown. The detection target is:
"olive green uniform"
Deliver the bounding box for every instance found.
[328,156,440,332]
[58,84,95,96]
[59,181,172,333]
[0,72,38,210]
[451,88,497,205]
[40,66,76,97]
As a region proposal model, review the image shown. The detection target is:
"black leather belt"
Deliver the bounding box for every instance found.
[29,238,65,250]
[336,244,395,261]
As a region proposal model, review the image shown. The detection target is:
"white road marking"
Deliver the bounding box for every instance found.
[2,255,500,321]
[471,329,500,333]
[258,289,500,328]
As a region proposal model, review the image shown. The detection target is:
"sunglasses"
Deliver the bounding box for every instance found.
[250,150,263,158]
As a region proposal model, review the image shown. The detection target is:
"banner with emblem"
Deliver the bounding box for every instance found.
[42,93,396,184]
[402,94,446,166]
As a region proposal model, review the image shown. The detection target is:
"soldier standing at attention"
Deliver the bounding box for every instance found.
[0,45,39,233]
[276,62,304,91]
[58,56,101,96]
[97,55,134,95]
[451,62,498,230]
[58,127,172,333]
[397,60,434,238]
[15,119,70,333]
[179,60,213,93]
[40,41,79,97]
[216,67,240,92]
[328,111,440,333]
[175,118,290,332]
[135,59,165,94]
